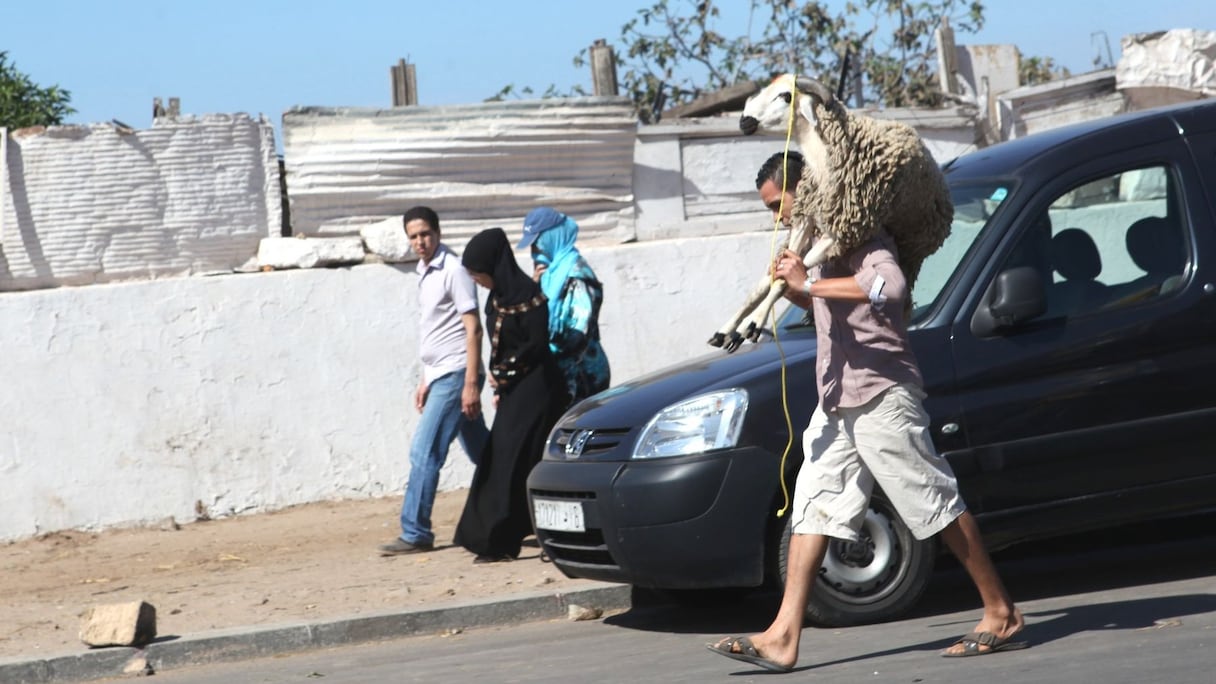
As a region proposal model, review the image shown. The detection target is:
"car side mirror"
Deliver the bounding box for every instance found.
[971,266,1047,336]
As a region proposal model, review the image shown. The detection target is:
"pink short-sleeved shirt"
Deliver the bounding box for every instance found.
[417,244,479,387]
[810,232,923,412]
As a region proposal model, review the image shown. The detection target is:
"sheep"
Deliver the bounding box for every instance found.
[708,73,953,352]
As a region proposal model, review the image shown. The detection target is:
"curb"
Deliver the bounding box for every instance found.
[0,584,632,683]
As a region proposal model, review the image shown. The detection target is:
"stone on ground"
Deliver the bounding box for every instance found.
[78,601,157,648]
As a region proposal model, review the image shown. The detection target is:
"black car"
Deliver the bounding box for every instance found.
[527,98,1216,626]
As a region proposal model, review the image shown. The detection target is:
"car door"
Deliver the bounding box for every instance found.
[946,135,1216,529]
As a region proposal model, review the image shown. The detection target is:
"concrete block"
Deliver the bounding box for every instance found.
[361,216,413,263]
[79,601,157,648]
[257,236,366,270]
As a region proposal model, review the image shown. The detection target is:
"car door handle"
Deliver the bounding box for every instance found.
[940,422,960,436]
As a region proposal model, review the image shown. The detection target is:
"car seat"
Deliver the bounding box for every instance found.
[1048,228,1108,316]
[1121,216,1186,297]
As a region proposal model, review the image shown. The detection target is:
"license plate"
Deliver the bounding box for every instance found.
[533,498,585,533]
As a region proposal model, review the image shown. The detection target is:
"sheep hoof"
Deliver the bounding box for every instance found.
[743,322,760,341]
[708,333,727,348]
[724,332,745,353]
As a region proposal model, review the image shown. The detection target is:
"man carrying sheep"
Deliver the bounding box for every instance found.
[707,153,1025,672]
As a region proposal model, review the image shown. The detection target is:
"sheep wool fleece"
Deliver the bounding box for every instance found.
[791,97,953,298]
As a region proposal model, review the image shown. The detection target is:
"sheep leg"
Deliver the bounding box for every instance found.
[734,230,828,344]
[739,279,791,342]
[709,271,773,350]
[801,235,835,270]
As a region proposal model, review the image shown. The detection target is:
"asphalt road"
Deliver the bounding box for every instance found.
[107,516,1216,683]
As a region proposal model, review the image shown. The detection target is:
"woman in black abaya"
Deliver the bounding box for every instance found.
[456,228,569,563]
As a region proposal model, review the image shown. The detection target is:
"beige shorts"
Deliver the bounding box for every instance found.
[791,383,966,541]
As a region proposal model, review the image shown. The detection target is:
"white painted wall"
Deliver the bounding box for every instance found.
[0,231,774,542]
[997,70,1125,140]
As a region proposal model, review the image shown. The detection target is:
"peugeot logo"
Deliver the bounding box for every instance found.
[565,429,593,459]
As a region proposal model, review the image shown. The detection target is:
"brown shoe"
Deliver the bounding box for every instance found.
[378,539,434,556]
[473,553,514,564]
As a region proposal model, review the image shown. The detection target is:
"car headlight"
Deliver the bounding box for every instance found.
[632,389,749,459]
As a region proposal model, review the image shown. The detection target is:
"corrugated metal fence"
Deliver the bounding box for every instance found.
[0,114,280,292]
[282,97,638,249]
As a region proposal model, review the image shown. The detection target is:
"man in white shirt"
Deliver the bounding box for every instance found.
[380,206,489,555]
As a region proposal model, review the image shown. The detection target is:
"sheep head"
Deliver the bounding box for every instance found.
[739,74,834,137]
[741,75,836,183]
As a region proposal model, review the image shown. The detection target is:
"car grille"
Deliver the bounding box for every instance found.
[548,427,632,459]
[530,489,617,568]
[542,528,613,565]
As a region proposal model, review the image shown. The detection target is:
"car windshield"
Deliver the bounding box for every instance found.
[775,179,1014,330]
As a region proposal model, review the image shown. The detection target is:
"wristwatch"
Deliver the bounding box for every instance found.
[804,273,817,294]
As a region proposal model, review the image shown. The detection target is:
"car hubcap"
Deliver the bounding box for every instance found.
[819,508,901,599]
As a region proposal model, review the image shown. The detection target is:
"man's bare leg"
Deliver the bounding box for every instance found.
[713,532,830,669]
[939,511,1024,655]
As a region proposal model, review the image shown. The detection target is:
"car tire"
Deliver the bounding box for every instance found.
[776,493,937,626]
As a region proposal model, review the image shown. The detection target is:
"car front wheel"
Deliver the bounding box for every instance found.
[776,494,937,626]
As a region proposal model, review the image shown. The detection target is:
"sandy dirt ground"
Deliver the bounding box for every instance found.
[0,489,605,661]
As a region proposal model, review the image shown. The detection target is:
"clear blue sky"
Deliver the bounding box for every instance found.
[2,0,1211,133]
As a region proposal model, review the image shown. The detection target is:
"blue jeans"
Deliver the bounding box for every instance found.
[399,369,489,546]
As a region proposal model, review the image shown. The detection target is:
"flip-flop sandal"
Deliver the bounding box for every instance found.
[941,630,1030,657]
[706,636,793,672]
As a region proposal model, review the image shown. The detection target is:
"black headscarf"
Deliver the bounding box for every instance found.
[462,228,542,307]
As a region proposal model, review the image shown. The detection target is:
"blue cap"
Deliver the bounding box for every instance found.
[517,207,566,249]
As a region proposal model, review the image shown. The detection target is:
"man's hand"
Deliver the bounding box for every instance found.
[532,262,547,282]
[774,249,809,286]
[461,382,481,419]
[782,250,869,303]
[459,311,484,417]
[775,248,812,307]
[414,383,428,413]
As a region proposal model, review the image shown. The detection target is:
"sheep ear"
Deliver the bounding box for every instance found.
[798,96,817,128]
[794,76,834,105]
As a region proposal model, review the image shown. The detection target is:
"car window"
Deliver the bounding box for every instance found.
[911,182,1009,320]
[999,164,1188,320]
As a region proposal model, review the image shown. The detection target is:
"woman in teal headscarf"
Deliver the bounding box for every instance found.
[517,207,611,406]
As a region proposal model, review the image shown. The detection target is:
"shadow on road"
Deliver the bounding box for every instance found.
[914,512,1216,617]
[1019,593,1216,644]
[607,514,1216,639]
[791,592,1216,672]
[605,586,781,634]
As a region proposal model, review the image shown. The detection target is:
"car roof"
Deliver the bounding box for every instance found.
[944,97,1216,180]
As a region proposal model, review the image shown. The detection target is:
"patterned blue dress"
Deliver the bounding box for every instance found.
[548,257,611,405]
